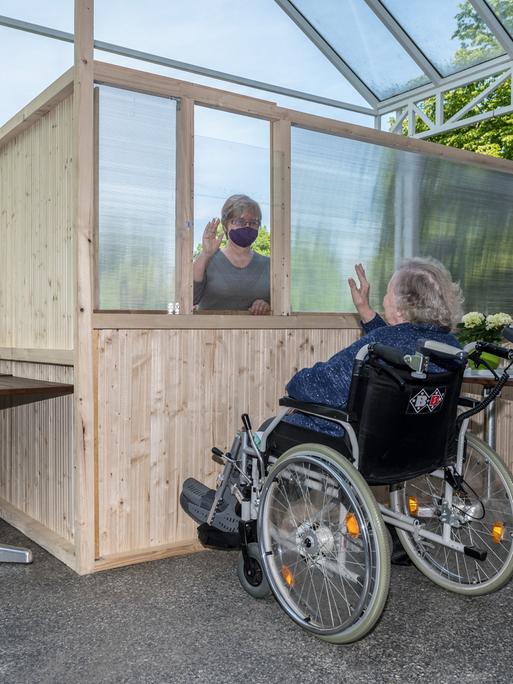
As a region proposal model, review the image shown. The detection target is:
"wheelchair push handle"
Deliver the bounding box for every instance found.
[473,340,513,361]
[369,343,408,368]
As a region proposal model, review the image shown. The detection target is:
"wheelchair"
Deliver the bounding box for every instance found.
[181,331,513,643]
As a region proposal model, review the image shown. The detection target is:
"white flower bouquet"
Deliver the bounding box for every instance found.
[456,311,512,345]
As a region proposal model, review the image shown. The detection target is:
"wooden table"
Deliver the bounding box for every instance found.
[0,374,74,563]
[462,369,513,450]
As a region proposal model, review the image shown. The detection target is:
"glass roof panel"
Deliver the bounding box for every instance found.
[94,0,368,108]
[290,0,430,100]
[486,0,513,39]
[382,0,505,77]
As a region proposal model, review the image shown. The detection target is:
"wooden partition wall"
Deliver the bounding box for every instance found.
[0,72,75,567]
[1,46,513,573]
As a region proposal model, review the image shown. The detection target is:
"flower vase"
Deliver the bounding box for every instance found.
[468,351,500,371]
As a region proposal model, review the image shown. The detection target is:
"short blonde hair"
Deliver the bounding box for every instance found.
[221,194,262,227]
[393,257,464,330]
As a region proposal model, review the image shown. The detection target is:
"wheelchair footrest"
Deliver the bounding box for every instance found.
[180,477,240,533]
[464,545,487,562]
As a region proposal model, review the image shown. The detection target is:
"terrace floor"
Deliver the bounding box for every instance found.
[1,519,512,683]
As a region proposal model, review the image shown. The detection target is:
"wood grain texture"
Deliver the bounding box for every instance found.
[95,327,359,556]
[0,96,74,350]
[0,360,74,544]
[73,0,96,574]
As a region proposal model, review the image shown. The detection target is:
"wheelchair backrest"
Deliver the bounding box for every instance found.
[347,347,464,485]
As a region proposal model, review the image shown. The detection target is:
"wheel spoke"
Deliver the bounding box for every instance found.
[394,434,513,593]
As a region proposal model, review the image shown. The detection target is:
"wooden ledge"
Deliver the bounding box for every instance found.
[0,375,74,410]
[92,312,361,330]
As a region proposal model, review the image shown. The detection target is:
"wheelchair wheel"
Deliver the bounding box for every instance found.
[237,542,271,599]
[258,444,390,643]
[392,433,513,595]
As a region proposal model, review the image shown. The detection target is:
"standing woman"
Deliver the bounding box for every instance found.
[193,194,270,314]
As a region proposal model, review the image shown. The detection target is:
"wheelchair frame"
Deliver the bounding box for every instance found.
[200,335,513,643]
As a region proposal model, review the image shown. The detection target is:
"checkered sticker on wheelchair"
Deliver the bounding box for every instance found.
[407,387,446,414]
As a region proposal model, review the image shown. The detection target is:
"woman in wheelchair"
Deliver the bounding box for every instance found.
[181,258,513,643]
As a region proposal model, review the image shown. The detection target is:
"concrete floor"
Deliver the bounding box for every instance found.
[1,520,512,684]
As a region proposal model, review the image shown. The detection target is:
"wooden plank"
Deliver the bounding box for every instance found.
[73,0,96,575]
[271,119,291,315]
[93,540,203,572]
[0,97,74,351]
[92,313,361,329]
[175,97,194,313]
[0,361,74,544]
[0,348,74,365]
[0,68,74,150]
[93,61,279,119]
[0,375,73,410]
[0,496,76,571]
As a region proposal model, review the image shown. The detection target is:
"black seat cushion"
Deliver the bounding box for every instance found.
[265,420,353,462]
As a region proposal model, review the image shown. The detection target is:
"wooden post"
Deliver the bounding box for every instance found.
[73,0,96,573]
[175,97,194,314]
[271,119,291,315]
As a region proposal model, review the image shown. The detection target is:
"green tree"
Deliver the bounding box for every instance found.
[409,2,513,159]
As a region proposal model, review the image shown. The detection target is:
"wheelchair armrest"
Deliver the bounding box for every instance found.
[279,396,354,422]
[458,395,480,409]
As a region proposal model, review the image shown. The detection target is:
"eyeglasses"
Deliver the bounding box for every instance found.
[229,218,260,229]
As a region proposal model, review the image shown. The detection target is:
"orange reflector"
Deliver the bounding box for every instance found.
[281,565,294,588]
[345,512,360,538]
[492,522,505,544]
[408,496,418,516]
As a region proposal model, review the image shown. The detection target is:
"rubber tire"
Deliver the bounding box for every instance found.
[237,542,271,599]
[393,433,513,595]
[259,444,390,643]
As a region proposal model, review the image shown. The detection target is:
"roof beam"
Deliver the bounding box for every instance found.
[363,0,441,85]
[468,0,513,58]
[0,14,375,116]
[273,0,380,107]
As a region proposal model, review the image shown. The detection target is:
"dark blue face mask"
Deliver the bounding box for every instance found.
[228,227,259,248]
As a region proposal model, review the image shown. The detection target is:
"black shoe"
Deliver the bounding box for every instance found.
[387,524,412,566]
[197,523,241,549]
[391,547,412,566]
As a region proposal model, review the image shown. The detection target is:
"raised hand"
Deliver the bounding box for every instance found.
[348,263,375,323]
[202,218,223,257]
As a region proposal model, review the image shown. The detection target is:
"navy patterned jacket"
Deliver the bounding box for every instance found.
[284,314,461,437]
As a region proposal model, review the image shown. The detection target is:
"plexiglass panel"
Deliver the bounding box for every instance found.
[291,0,429,99]
[383,0,504,76]
[98,86,176,310]
[291,126,513,313]
[194,107,270,250]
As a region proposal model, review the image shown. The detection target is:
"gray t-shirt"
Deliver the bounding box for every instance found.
[193,250,270,310]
